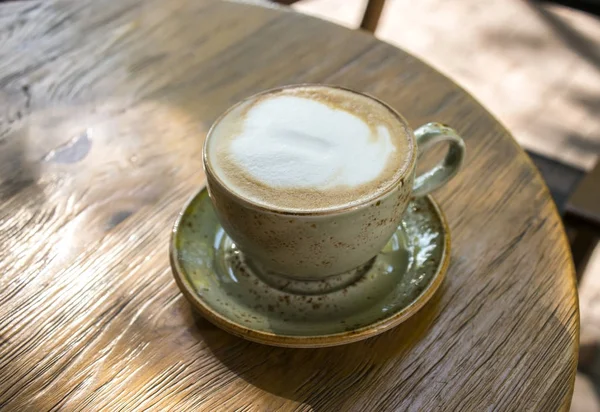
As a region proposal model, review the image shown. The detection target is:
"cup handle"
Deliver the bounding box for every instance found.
[412,122,466,197]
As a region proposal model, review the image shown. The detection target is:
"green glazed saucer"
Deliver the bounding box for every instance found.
[170,188,450,348]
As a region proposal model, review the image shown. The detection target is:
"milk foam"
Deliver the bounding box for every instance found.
[207,86,412,211]
[229,96,395,189]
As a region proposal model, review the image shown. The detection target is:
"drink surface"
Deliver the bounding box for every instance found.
[206,85,412,211]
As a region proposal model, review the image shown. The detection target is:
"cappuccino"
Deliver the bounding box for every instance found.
[206,85,413,211]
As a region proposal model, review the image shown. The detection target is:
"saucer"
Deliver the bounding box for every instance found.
[170,187,450,348]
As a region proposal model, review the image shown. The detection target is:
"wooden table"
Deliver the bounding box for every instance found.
[0,0,579,410]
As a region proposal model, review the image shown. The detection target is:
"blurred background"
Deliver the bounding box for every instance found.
[273,0,600,410]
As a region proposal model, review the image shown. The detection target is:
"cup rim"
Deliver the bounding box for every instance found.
[202,84,417,216]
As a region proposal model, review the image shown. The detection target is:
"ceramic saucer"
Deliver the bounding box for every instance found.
[170,187,450,348]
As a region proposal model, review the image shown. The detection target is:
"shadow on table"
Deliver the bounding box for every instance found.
[192,286,444,410]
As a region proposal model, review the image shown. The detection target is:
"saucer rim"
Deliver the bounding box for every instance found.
[170,187,451,348]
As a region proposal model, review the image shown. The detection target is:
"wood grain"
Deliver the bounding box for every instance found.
[0,0,578,410]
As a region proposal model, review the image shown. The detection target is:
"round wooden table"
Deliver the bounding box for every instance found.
[0,0,579,410]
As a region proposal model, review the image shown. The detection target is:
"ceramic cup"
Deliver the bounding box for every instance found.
[203,85,465,280]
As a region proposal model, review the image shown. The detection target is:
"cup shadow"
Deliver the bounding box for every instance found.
[190,285,445,410]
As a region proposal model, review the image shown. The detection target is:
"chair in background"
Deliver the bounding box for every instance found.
[270,0,387,33]
[527,152,599,280]
[565,163,600,277]
[527,0,600,280]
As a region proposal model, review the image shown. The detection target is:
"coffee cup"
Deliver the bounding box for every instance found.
[203,84,465,280]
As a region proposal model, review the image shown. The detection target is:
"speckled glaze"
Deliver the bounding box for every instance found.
[206,171,413,280]
[170,187,450,348]
[203,85,464,280]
